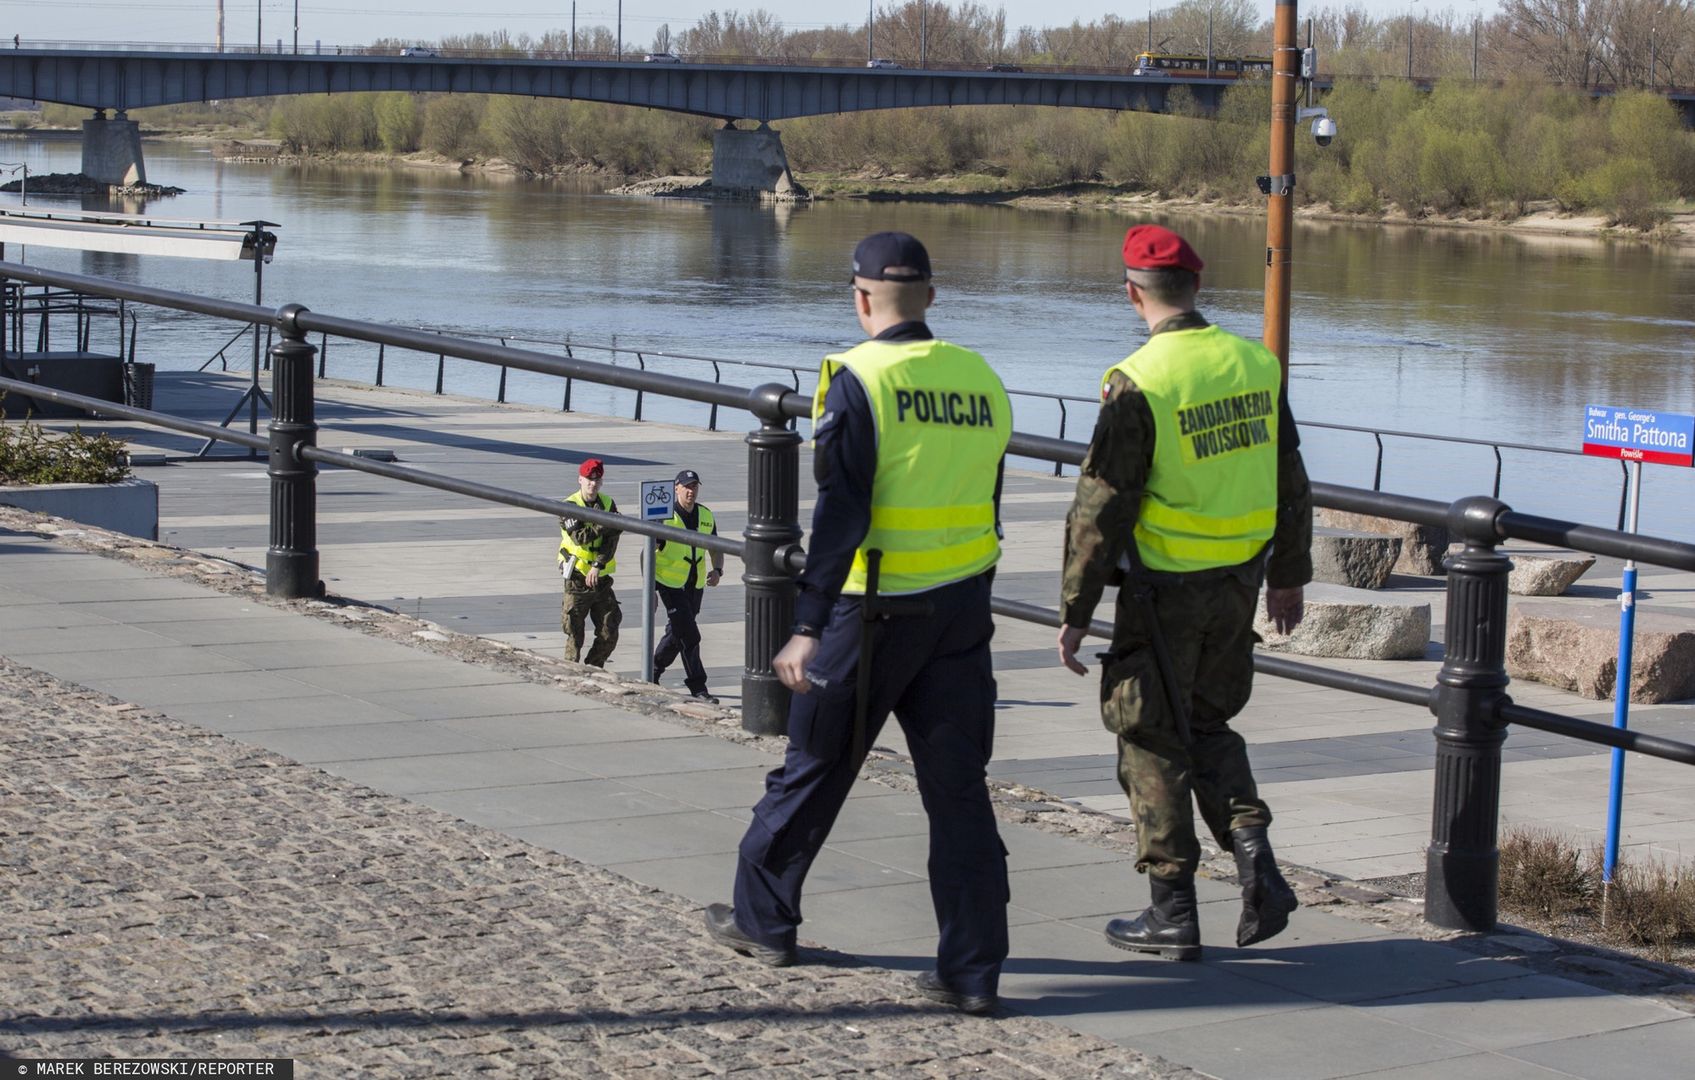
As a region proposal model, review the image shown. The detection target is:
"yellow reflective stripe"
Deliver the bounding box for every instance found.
[1138,501,1275,537]
[1134,527,1265,564]
[868,502,996,530]
[853,533,1000,578]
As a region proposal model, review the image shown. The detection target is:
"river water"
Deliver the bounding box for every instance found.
[9,138,1695,539]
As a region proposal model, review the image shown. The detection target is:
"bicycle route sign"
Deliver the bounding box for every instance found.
[640,479,674,521]
[1581,404,1695,468]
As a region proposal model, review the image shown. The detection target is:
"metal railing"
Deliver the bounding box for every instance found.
[3,257,1694,939]
[286,322,1090,471]
[0,283,132,363]
[1303,418,1636,531]
[6,289,1639,505]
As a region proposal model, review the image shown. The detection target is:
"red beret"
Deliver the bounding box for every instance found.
[579,458,604,479]
[1122,224,1204,273]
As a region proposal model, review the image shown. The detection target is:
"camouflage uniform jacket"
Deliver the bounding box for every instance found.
[1060,311,1313,629]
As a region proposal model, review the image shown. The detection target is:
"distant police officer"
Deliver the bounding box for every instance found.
[559,458,623,667]
[1057,224,1313,961]
[704,232,1013,1016]
[653,468,724,703]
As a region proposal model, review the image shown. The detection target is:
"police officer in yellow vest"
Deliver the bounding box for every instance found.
[559,457,623,667]
[652,468,724,703]
[1057,224,1313,961]
[705,232,1013,1016]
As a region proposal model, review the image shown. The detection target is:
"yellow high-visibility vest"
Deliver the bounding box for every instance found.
[559,491,618,576]
[1103,324,1281,573]
[814,338,1011,595]
[654,505,716,589]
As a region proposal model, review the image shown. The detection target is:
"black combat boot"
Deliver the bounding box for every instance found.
[1232,825,1299,947]
[1104,875,1201,961]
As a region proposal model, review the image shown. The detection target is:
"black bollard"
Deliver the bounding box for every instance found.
[742,383,802,735]
[266,304,323,599]
[1426,495,1512,931]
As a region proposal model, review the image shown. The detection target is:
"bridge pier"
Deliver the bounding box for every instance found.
[81,110,147,187]
[711,123,801,197]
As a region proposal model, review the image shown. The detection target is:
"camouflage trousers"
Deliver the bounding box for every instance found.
[1100,571,1272,881]
[562,576,622,667]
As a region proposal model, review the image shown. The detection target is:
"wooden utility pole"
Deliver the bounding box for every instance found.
[216,0,224,52]
[1263,0,1298,377]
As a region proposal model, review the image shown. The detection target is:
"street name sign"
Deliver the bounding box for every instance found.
[1581,404,1695,468]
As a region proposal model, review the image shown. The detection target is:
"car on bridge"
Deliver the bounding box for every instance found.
[985,63,1024,72]
[866,58,902,69]
[398,46,440,58]
[644,52,682,63]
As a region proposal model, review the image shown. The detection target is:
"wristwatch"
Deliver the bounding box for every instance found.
[790,622,822,639]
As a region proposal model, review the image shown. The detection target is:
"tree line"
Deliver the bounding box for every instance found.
[381,0,1695,88]
[161,76,1686,231]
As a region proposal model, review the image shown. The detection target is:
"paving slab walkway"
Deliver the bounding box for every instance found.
[96,373,1695,880]
[4,525,1694,1078]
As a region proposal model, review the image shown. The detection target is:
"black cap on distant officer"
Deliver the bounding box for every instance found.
[851,232,932,283]
[674,469,701,487]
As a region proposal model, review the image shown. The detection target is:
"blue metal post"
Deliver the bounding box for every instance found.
[1603,460,1642,885]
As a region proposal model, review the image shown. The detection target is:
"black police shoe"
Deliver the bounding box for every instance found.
[1104,875,1202,961]
[704,903,795,967]
[690,689,721,705]
[912,970,998,1016]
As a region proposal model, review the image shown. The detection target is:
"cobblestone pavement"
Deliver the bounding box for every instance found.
[0,659,1206,1078]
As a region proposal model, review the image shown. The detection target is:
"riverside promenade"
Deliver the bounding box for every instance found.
[3,372,1694,1076]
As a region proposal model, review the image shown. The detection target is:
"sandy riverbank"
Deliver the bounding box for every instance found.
[27,127,1693,247]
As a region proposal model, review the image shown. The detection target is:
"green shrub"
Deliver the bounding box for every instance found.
[1579,158,1675,230]
[0,407,132,486]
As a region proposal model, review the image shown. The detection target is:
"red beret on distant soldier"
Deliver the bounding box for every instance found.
[1121,224,1205,273]
[579,458,605,479]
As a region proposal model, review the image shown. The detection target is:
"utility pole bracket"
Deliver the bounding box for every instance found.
[1257,174,1295,196]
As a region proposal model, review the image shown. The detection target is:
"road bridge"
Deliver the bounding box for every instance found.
[0,47,1219,191]
[5,47,1690,192]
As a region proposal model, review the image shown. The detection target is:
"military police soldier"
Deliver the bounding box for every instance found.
[559,458,623,667]
[1057,224,1313,960]
[652,468,724,703]
[705,232,1013,1016]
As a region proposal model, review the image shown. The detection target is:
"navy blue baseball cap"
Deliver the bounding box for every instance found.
[674,469,701,487]
[851,232,932,283]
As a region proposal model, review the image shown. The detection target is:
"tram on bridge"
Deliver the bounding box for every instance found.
[1131,51,1274,78]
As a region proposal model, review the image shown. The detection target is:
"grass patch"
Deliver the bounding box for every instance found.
[1500,827,1695,963]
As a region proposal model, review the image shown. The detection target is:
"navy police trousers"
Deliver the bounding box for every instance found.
[731,572,1009,996]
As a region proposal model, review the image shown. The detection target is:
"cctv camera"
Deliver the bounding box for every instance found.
[1311,116,1337,147]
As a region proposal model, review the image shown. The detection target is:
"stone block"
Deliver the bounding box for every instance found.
[0,476,158,540]
[1507,603,1695,704]
[1254,583,1431,660]
[1508,554,1596,596]
[1315,508,1450,576]
[1311,527,1402,590]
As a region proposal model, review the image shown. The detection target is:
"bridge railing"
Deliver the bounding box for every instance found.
[2,257,1693,938]
[1,42,1243,79]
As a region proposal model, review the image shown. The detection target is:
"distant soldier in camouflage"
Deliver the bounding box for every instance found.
[559,458,623,667]
[1057,224,1313,961]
